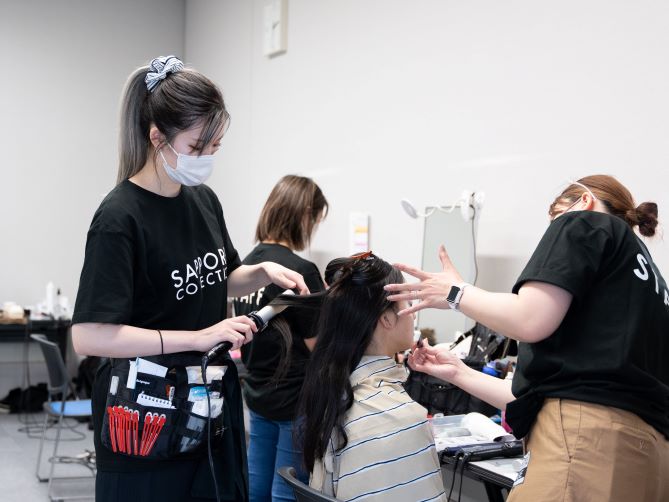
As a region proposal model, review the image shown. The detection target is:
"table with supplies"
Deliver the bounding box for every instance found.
[0,315,71,360]
[433,413,524,502]
[0,314,72,401]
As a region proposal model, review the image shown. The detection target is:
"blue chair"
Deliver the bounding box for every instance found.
[31,334,94,500]
[277,466,341,502]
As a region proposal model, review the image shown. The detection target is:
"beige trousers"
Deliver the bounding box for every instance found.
[507,398,669,502]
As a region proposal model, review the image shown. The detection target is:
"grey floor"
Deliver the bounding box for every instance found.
[0,412,95,502]
[0,404,251,502]
[0,409,490,502]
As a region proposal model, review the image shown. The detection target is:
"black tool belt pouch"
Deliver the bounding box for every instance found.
[100,353,228,460]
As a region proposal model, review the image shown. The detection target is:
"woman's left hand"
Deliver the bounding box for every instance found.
[384,244,463,315]
[262,262,310,294]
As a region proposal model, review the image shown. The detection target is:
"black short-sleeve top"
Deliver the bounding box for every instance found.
[509,211,669,440]
[72,180,245,485]
[232,243,325,421]
[73,180,241,330]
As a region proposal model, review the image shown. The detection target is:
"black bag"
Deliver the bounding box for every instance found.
[464,323,516,361]
[74,356,101,399]
[0,384,49,413]
[404,323,511,417]
[404,358,498,416]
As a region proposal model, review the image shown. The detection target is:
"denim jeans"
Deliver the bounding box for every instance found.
[248,410,308,502]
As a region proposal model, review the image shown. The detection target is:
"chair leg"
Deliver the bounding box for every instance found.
[35,412,50,481]
[46,411,65,500]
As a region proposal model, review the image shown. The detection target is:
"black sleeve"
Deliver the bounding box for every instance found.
[512,212,613,305]
[303,265,326,295]
[72,229,134,325]
[220,211,241,275]
[208,186,241,275]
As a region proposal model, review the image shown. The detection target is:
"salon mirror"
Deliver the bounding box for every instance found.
[418,205,478,343]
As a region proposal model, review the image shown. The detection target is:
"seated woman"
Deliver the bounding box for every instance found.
[273,252,446,502]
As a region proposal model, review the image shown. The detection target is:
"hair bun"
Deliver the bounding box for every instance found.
[324,254,392,288]
[324,258,350,285]
[627,202,658,237]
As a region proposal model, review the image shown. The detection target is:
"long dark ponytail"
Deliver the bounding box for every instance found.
[270,253,403,471]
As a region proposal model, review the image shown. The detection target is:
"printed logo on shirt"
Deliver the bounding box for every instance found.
[170,248,229,300]
[235,288,265,310]
[633,251,669,307]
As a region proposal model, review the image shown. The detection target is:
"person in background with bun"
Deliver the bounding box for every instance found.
[386,175,669,502]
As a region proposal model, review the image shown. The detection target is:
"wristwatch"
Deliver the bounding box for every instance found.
[446,283,471,312]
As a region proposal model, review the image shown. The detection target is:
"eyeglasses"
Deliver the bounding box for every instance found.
[549,180,598,219]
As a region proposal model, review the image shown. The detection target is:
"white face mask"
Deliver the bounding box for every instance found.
[160,143,215,186]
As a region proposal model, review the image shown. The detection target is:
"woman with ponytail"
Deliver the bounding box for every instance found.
[70,56,308,502]
[272,253,447,501]
[386,175,669,502]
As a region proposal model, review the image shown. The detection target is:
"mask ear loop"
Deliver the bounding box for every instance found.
[158,142,180,172]
[566,179,598,201]
[554,179,598,217]
[159,148,176,172]
[167,143,179,156]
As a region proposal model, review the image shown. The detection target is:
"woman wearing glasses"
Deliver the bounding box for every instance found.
[385,175,669,502]
[272,253,447,502]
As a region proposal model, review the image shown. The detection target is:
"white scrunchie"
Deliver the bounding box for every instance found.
[145,55,185,92]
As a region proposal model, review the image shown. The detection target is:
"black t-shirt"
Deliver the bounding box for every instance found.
[508,211,669,439]
[232,243,324,421]
[72,181,246,497]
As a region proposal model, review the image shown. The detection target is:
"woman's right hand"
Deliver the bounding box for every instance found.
[194,315,258,352]
[408,339,469,384]
[385,245,465,316]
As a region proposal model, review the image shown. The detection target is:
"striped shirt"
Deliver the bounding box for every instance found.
[310,356,446,502]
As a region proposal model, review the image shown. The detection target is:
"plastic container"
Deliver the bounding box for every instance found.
[429,414,470,438]
[45,282,55,316]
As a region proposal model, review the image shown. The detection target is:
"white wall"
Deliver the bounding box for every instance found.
[0,0,185,398]
[0,0,185,308]
[185,0,669,297]
[2,0,668,312]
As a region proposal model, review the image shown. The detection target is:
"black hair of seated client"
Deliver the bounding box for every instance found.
[269,253,404,471]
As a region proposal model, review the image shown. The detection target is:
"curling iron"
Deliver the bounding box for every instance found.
[202,289,296,366]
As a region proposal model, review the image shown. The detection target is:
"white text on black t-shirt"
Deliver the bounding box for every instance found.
[171,248,230,300]
[633,252,669,306]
